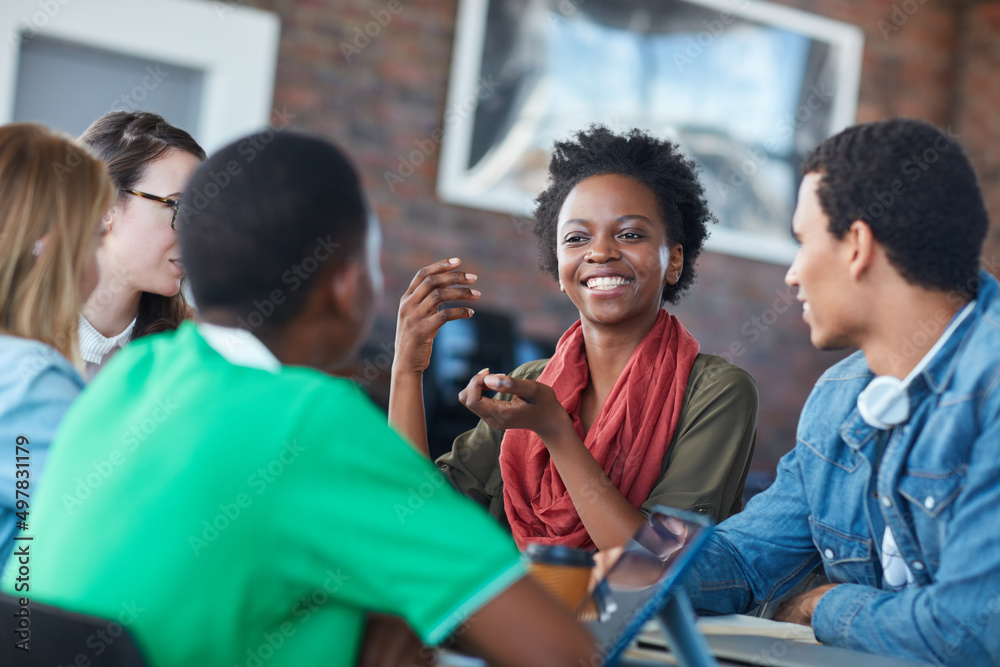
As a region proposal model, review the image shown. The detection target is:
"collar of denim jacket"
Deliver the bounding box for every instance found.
[920,268,995,396]
[840,408,881,453]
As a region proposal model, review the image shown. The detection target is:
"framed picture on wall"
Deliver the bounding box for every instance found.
[438,0,864,264]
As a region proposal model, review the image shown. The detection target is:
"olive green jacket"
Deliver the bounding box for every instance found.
[436,354,758,530]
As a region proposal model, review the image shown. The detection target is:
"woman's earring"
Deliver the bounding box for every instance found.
[32,240,42,257]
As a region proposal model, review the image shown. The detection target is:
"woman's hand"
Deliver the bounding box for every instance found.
[393,258,480,377]
[463,371,646,551]
[458,371,573,442]
[389,258,479,457]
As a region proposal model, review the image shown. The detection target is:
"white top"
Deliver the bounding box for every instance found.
[197,322,280,373]
[79,314,136,380]
[882,527,917,591]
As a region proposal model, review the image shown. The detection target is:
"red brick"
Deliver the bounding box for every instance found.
[224,0,1000,474]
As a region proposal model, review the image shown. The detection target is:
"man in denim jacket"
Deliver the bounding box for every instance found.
[685,118,1000,665]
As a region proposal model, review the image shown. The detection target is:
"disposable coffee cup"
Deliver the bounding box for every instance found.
[525,543,594,613]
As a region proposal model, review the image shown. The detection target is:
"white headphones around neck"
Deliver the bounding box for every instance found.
[857,302,974,430]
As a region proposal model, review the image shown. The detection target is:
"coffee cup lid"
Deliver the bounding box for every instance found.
[525,543,594,567]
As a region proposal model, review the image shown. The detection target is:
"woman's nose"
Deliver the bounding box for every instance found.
[585,235,620,262]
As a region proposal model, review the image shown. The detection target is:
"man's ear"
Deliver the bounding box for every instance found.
[326,258,367,323]
[846,219,877,282]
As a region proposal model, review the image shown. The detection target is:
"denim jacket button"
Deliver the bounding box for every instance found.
[913,561,925,571]
[881,495,892,508]
[924,496,935,510]
[824,548,835,560]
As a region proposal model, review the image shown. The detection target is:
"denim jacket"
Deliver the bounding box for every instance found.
[0,336,84,571]
[686,271,1000,665]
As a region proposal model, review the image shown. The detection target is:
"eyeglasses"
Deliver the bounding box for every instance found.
[122,189,180,230]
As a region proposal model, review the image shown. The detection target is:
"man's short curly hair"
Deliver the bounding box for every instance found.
[803,118,988,295]
[532,125,715,304]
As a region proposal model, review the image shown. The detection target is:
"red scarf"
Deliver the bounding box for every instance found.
[499,309,700,550]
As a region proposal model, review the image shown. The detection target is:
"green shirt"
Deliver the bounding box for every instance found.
[437,354,758,526]
[2,323,525,667]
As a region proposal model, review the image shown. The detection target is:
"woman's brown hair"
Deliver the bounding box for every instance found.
[80,111,206,338]
[0,124,114,361]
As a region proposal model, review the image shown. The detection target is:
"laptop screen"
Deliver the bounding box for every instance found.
[584,506,714,665]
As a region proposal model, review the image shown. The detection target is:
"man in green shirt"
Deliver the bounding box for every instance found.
[3,132,595,666]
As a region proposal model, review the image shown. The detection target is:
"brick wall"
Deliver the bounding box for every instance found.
[956,2,1000,269]
[228,0,999,473]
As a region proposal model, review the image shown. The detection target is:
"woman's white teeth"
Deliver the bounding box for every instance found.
[586,276,631,290]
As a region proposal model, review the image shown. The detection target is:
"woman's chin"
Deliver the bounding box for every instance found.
[146,280,183,298]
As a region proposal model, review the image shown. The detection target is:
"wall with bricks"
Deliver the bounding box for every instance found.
[223,0,999,474]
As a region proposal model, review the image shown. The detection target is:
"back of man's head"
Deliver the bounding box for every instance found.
[803,118,988,295]
[179,131,366,333]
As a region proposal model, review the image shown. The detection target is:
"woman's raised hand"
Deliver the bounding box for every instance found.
[394,258,480,376]
[458,370,573,441]
[389,258,480,456]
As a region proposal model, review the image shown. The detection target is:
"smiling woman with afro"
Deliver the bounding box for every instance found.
[391,124,759,553]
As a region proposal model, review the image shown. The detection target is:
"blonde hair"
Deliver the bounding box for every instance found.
[0,123,114,361]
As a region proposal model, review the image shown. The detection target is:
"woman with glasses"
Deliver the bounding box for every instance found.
[78,111,206,378]
[0,123,114,569]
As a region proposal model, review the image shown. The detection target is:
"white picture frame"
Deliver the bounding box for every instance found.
[438,0,864,265]
[0,0,280,152]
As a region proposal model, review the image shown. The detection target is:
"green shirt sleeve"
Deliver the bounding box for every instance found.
[286,381,526,645]
[437,355,758,527]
